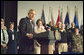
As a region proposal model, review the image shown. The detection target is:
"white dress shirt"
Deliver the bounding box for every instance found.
[34,26,46,34]
[1,29,8,45]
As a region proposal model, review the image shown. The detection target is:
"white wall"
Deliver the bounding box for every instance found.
[18,1,83,28]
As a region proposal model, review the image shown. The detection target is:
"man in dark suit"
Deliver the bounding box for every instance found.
[19,9,36,54]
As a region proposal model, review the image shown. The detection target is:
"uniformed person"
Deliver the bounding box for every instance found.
[71,27,83,53]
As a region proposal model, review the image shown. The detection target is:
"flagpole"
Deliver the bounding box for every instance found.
[74,6,79,29]
[67,6,69,14]
[75,6,76,13]
[64,5,70,29]
[75,6,79,24]
[41,4,46,25]
[43,4,44,11]
[61,8,63,23]
[48,6,50,24]
[49,6,54,26]
[49,6,51,22]
[55,6,61,27]
[42,4,44,14]
[51,7,54,26]
[59,6,60,16]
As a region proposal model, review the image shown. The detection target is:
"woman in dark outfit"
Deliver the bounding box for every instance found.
[7,22,19,54]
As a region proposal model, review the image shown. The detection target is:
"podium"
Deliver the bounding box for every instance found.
[34,31,56,54]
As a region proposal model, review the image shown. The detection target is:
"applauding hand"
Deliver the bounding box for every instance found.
[26,33,33,39]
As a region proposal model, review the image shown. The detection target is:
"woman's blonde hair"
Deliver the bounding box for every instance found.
[1,19,7,30]
[1,18,4,23]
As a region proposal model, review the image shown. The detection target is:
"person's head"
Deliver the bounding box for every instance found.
[71,22,75,28]
[36,19,43,27]
[49,21,53,26]
[1,19,4,27]
[75,27,79,34]
[61,23,65,29]
[58,21,62,29]
[9,22,14,29]
[28,9,36,20]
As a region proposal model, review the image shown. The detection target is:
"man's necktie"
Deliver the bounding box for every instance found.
[30,21,34,32]
[12,30,14,40]
[2,29,5,41]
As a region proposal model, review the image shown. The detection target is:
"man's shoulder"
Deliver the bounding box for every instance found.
[19,17,30,23]
[20,17,27,21]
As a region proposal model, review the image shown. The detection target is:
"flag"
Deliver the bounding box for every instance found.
[60,8,63,24]
[74,6,79,29]
[55,8,61,27]
[41,5,46,26]
[64,6,70,29]
[49,7,54,26]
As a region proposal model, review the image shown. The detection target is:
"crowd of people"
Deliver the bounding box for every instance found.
[1,9,83,54]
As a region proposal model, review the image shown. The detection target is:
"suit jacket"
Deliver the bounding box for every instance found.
[19,17,35,52]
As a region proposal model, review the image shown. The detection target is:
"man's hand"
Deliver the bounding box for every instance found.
[17,46,19,49]
[48,28,51,31]
[2,44,7,48]
[26,33,33,39]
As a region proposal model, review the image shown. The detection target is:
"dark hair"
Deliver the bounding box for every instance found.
[36,19,43,25]
[9,22,14,25]
[75,26,79,31]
